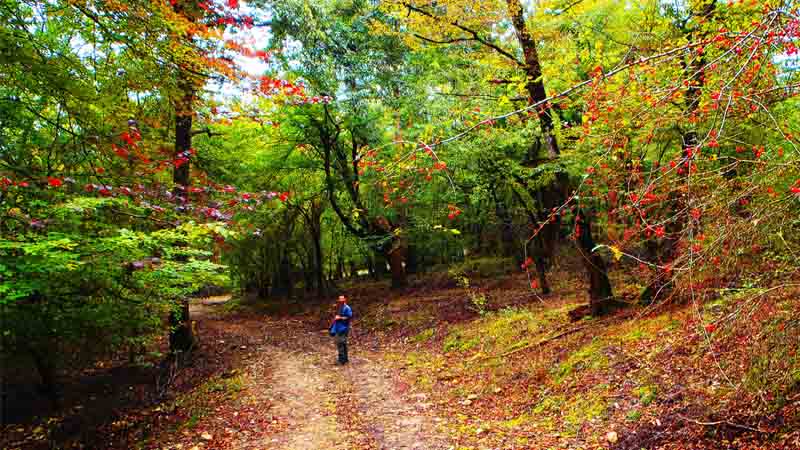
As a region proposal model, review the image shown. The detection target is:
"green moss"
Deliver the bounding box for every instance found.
[627,409,642,421]
[622,327,647,341]
[446,304,578,360]
[443,332,480,352]
[530,390,607,434]
[413,328,435,343]
[531,395,565,431]
[618,313,678,343]
[564,394,607,430]
[634,385,658,406]
[552,337,608,384]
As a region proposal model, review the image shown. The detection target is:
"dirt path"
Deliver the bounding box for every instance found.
[267,345,342,449]
[162,299,450,450]
[265,329,450,450]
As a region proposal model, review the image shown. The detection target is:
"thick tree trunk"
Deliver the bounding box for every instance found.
[512,178,562,295]
[373,253,386,279]
[272,253,292,298]
[169,78,195,355]
[386,244,407,289]
[575,209,614,316]
[532,241,552,295]
[366,254,377,280]
[507,0,576,298]
[168,298,194,354]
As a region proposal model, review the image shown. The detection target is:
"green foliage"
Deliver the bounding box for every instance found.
[0,197,228,375]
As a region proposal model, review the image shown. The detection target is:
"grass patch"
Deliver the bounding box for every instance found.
[169,373,247,431]
[618,313,680,343]
[440,304,579,360]
[218,297,244,314]
[552,337,608,384]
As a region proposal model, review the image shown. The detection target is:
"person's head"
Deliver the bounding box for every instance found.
[337,295,347,305]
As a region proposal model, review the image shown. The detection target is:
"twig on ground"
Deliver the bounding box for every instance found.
[678,414,769,434]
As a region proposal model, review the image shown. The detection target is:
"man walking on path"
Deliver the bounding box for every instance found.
[331,295,353,365]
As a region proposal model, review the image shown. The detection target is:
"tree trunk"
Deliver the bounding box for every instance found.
[272,252,292,298]
[386,244,407,289]
[506,0,559,160]
[511,178,559,295]
[575,209,614,316]
[373,253,386,279]
[366,254,377,279]
[169,77,195,355]
[168,298,194,354]
[312,226,325,297]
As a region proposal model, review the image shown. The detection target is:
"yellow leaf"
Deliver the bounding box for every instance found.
[609,246,623,261]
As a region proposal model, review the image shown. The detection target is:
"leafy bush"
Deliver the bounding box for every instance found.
[0,197,229,391]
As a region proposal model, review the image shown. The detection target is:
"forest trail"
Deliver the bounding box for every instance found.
[166,297,450,450]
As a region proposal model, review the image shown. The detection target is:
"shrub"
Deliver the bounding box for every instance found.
[0,197,229,394]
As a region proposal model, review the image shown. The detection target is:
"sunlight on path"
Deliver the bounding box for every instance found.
[339,353,450,450]
[263,330,450,450]
[266,350,344,450]
[266,333,450,450]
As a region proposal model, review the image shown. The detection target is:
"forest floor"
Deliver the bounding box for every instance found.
[3,268,800,450]
[146,295,451,450]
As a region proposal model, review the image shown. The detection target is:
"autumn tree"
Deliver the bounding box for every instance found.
[374,0,617,306]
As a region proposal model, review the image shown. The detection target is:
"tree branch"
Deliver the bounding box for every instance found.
[412,33,475,45]
[402,2,523,66]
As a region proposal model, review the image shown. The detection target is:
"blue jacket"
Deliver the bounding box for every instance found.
[331,304,352,335]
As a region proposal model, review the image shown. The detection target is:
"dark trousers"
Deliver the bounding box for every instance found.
[335,332,348,363]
